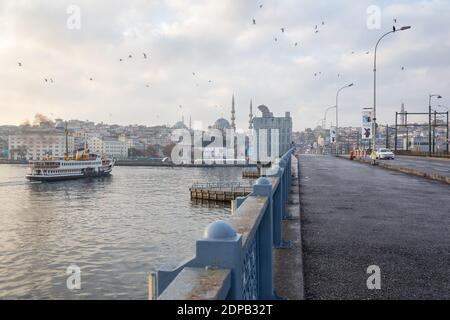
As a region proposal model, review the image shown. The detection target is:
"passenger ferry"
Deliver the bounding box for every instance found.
[26,149,115,182]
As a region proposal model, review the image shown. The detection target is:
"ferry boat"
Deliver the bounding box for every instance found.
[26,150,115,182]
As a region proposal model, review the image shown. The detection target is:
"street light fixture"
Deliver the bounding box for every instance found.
[429,94,442,155]
[372,26,411,155]
[335,83,354,156]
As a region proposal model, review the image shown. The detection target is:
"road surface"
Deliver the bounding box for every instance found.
[299,154,450,299]
[389,155,450,179]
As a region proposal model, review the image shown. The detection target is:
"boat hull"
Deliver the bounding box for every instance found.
[26,171,111,182]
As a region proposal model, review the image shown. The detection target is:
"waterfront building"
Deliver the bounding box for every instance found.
[87,136,128,159]
[252,105,292,161]
[8,129,74,160]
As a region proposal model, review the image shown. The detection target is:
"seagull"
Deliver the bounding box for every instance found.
[253,19,256,25]
[129,54,133,58]
[18,62,22,67]
[119,58,123,62]
[294,42,298,46]
[274,37,278,42]
[281,27,285,33]
[322,21,325,25]
[315,30,319,34]
[314,73,317,77]
[401,66,405,70]
[143,53,147,59]
[44,78,48,82]
[259,4,263,8]
[89,78,93,81]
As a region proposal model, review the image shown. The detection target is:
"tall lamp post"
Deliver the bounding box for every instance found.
[335,83,354,156]
[437,105,450,154]
[372,26,411,155]
[429,94,442,155]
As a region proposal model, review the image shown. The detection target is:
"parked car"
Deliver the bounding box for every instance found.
[375,148,395,160]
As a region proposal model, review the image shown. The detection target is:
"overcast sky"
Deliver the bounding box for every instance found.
[0,0,449,131]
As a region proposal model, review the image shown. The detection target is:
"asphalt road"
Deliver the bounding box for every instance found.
[299,154,450,300]
[389,156,450,178]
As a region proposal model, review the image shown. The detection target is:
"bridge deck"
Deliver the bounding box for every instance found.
[299,154,450,299]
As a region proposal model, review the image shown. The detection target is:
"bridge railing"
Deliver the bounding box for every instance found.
[150,148,295,300]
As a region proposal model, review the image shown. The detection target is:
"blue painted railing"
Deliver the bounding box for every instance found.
[150,148,295,300]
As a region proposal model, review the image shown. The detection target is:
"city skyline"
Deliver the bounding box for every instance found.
[1,0,449,131]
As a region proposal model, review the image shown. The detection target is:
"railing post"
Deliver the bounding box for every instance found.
[252,177,274,299]
[194,221,243,299]
[267,165,282,247]
[279,158,288,219]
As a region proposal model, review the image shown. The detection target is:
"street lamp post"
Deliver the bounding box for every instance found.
[372,26,411,156]
[335,83,354,156]
[429,94,442,155]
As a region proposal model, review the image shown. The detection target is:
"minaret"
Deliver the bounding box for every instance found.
[231,94,236,130]
[249,99,253,130]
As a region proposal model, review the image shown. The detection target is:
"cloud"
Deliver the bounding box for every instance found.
[0,0,448,130]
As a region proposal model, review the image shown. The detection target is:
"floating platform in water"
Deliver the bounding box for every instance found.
[189,182,253,202]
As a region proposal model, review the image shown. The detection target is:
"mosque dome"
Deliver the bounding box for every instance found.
[212,118,231,131]
[172,121,188,130]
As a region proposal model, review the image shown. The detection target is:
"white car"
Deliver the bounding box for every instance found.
[375,148,395,160]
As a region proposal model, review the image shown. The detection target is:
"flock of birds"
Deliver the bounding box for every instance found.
[14,4,407,91]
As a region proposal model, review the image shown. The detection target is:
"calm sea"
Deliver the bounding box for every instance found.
[0,164,248,299]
